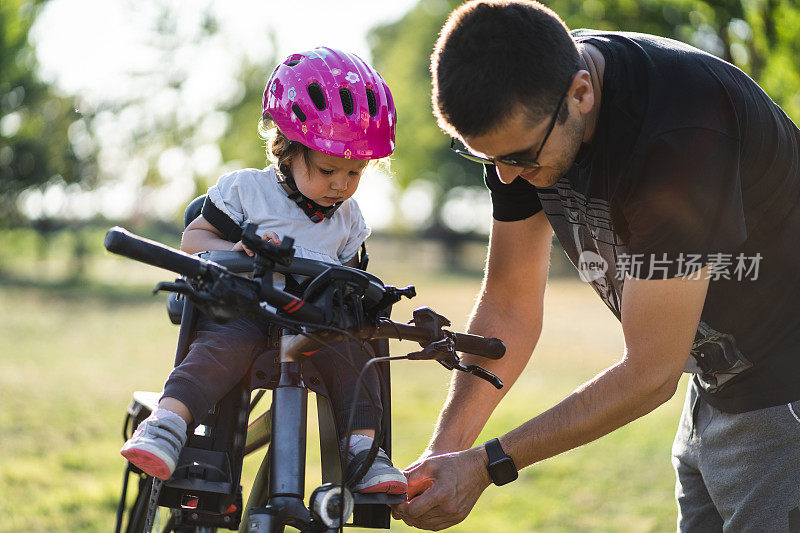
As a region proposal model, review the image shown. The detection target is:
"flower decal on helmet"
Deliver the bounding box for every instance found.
[288,87,297,101]
[345,72,360,84]
[271,80,284,99]
[301,124,308,134]
[344,149,352,159]
[331,68,341,76]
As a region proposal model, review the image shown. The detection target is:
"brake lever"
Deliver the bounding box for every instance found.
[152,279,251,324]
[406,335,504,389]
[153,280,194,296]
[460,364,504,389]
[406,337,455,361]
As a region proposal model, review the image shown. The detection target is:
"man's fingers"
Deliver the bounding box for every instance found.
[399,510,458,532]
[405,476,434,500]
[403,481,442,518]
[401,502,469,531]
[394,485,467,531]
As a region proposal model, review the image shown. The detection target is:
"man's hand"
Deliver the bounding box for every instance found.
[391,447,491,531]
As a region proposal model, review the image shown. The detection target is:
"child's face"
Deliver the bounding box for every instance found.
[289,150,368,207]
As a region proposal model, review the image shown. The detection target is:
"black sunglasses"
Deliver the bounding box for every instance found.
[450,90,567,170]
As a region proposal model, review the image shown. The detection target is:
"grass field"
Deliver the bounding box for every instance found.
[0,238,685,532]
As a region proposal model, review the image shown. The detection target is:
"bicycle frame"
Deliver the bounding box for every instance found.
[240,330,406,533]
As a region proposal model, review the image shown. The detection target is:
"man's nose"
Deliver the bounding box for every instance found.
[494,162,521,184]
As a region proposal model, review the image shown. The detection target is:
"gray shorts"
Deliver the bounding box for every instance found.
[671,378,800,532]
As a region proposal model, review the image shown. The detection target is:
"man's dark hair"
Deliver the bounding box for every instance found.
[431,0,581,139]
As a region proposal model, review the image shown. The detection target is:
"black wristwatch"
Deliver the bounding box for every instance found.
[484,438,518,486]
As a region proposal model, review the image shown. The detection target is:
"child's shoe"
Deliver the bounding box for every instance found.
[121,408,187,480]
[345,435,408,494]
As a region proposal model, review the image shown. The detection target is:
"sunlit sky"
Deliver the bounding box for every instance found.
[23,0,494,233]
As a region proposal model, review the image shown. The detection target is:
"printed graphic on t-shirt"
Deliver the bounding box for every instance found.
[538,180,625,317]
[539,178,749,392]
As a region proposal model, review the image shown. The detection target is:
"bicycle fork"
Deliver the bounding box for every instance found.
[248,337,344,533]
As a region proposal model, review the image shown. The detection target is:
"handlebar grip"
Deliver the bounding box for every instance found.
[452,333,506,360]
[104,226,208,278]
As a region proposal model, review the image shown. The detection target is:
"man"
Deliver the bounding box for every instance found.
[392,1,800,531]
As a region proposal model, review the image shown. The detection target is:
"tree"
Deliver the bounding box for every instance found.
[0,0,96,225]
[56,2,277,222]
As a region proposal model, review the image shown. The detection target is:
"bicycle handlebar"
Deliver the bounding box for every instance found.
[103,226,506,361]
[104,226,212,279]
[452,332,505,359]
[374,321,505,359]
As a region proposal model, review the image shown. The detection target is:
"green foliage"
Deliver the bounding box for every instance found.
[0,0,96,224]
[84,2,226,214]
[742,0,800,120]
[65,3,277,221]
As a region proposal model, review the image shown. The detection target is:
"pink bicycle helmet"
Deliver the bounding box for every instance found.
[262,47,396,160]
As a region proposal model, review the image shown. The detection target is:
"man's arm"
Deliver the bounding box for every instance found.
[500,268,709,468]
[426,210,553,455]
[396,266,709,531]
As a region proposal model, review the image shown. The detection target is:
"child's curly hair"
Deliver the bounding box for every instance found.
[259,118,310,176]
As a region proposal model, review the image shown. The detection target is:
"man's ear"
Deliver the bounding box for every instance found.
[569,71,594,115]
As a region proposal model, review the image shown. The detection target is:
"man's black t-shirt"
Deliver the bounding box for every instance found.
[485,30,800,413]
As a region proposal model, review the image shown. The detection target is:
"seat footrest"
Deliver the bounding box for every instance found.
[353,492,406,505]
[128,391,161,419]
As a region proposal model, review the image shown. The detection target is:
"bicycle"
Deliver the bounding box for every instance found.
[107,222,505,533]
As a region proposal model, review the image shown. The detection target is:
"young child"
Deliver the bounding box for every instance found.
[121,47,406,494]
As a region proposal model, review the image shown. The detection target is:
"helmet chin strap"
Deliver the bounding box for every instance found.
[277,165,343,223]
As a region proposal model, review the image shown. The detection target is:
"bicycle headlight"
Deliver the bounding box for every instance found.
[310,483,354,528]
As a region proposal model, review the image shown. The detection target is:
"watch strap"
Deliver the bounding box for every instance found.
[484,438,518,486]
[484,438,507,463]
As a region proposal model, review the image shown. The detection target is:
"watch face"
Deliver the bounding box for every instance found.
[489,457,518,486]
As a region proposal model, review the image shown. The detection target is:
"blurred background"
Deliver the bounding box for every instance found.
[2,0,799,531]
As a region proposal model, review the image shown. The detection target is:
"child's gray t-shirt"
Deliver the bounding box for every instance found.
[206,166,370,265]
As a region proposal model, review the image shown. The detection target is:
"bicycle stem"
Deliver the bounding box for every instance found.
[279,332,321,363]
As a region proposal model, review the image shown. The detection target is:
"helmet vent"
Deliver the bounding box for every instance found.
[307,83,326,110]
[285,59,301,67]
[365,89,377,117]
[339,88,354,116]
[291,104,307,122]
